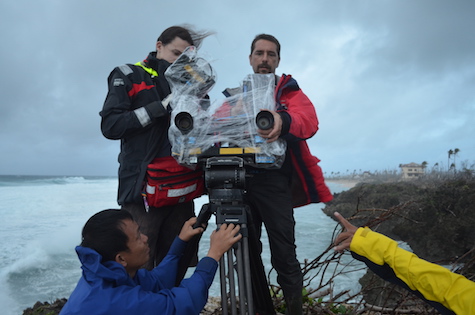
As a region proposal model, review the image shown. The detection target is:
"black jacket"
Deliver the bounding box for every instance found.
[100,52,172,205]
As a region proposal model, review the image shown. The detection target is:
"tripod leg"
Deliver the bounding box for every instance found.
[227,248,238,315]
[220,255,228,315]
[241,234,255,314]
[235,241,247,314]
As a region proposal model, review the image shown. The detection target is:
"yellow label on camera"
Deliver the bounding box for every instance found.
[189,148,202,155]
[244,147,261,153]
[219,148,244,154]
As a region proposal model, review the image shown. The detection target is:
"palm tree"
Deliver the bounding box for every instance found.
[448,149,454,171]
[421,161,428,173]
[453,148,460,171]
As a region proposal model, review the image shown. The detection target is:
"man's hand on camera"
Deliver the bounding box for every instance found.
[257,110,282,142]
[207,224,242,262]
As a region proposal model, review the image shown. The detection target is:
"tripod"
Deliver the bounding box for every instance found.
[194,156,274,315]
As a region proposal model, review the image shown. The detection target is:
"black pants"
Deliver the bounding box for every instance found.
[244,170,303,303]
[122,201,199,286]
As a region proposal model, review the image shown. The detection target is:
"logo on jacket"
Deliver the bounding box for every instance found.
[113,78,125,86]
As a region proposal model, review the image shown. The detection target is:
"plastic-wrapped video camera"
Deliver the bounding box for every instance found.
[166,47,286,169]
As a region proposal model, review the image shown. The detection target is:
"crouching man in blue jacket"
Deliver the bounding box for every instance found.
[60,209,242,315]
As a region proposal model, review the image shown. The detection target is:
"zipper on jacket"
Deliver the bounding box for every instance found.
[158,174,203,190]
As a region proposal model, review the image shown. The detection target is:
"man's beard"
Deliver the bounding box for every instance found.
[257,63,271,73]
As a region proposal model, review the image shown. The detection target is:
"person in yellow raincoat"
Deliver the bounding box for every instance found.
[333,212,475,315]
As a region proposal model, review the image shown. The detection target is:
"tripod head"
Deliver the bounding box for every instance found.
[193,156,249,229]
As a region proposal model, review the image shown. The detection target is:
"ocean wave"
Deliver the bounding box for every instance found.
[0,244,79,315]
[0,175,114,187]
[51,176,86,184]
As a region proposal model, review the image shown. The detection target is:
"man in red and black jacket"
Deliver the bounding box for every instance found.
[226,34,333,315]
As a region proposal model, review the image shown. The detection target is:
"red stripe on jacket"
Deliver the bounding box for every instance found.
[128,82,155,98]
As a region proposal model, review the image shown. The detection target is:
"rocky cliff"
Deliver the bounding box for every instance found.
[322,175,475,265]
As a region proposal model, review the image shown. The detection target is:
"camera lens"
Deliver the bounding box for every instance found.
[175,112,194,134]
[256,111,274,130]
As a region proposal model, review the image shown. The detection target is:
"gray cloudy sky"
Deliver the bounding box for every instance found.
[1,0,474,176]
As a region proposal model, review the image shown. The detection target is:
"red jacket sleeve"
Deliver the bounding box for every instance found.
[276,76,319,141]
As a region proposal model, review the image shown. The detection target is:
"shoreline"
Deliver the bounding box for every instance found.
[326,178,360,189]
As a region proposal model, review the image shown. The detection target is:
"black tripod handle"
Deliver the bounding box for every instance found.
[193,203,213,229]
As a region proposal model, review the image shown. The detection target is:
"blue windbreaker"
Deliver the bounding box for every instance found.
[60,237,217,315]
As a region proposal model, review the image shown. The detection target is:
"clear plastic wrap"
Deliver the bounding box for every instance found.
[166,46,286,168]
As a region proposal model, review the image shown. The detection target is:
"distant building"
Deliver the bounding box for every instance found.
[399,162,425,179]
[362,171,372,178]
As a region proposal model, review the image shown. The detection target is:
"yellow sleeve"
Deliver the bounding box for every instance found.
[350,227,475,314]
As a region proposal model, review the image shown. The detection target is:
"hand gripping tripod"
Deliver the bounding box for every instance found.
[194,156,274,315]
